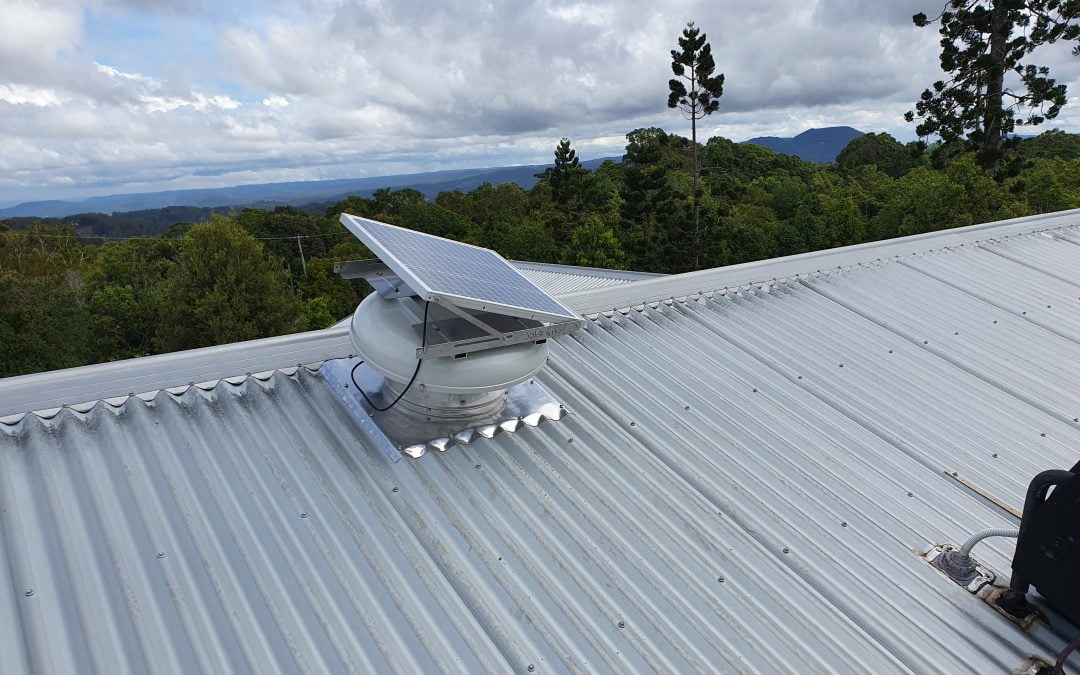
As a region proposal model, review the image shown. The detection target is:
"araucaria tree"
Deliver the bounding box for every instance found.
[545,137,584,207]
[668,21,724,269]
[907,0,1080,170]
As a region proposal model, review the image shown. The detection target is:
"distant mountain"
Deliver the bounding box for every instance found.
[0,158,616,218]
[741,126,865,163]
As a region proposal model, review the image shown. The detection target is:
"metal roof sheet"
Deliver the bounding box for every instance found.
[512,261,663,295]
[2,212,1080,673]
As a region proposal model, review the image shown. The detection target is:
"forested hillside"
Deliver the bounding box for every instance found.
[3,127,1080,378]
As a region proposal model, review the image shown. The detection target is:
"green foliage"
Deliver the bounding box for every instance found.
[1016,128,1080,160]
[0,226,95,376]
[668,21,725,269]
[668,22,725,118]
[84,238,178,361]
[299,258,366,328]
[1005,156,1080,211]
[6,127,1080,379]
[154,218,304,352]
[836,133,918,178]
[907,1,1080,169]
[563,216,628,269]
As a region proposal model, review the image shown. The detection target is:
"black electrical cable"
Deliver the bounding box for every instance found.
[350,299,430,412]
[1053,636,1080,674]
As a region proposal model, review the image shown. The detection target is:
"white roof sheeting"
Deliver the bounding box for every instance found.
[2,211,1080,673]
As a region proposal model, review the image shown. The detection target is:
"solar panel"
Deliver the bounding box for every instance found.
[340,214,579,323]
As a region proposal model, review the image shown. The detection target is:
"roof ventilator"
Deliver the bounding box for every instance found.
[321,214,584,460]
[928,460,1080,644]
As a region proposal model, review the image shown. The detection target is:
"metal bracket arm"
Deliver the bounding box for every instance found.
[334,259,392,280]
[436,300,505,337]
[417,319,584,358]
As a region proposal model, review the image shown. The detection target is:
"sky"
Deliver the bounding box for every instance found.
[2,0,1080,206]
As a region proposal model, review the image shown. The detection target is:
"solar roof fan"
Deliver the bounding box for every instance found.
[321,214,584,460]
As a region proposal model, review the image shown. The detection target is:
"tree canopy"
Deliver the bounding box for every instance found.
[3,128,1080,378]
[907,0,1080,169]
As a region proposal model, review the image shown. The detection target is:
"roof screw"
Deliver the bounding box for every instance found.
[907,491,914,497]
[530,379,535,384]
[841,521,848,527]
[527,665,535,672]
[157,551,165,558]
[953,332,959,336]
[752,388,758,393]
[717,575,725,583]
[629,421,636,427]
[993,320,998,324]
[923,340,929,345]
[475,464,481,469]
[24,589,33,597]
[567,438,574,444]
[1040,432,1047,438]
[797,375,803,379]
[782,547,790,554]
[300,512,308,518]
[1022,311,1027,315]
[1073,418,1078,423]
[1047,305,1052,308]
[888,349,893,354]
[391,486,400,493]
[838,363,843,368]
[684,406,690,410]
[617,620,625,628]
[992,453,998,458]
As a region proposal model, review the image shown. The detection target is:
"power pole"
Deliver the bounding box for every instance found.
[296,236,307,275]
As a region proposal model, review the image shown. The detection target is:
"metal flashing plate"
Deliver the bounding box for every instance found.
[320,357,564,460]
[339,213,579,323]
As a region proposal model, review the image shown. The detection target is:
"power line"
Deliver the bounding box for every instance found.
[0,230,355,242]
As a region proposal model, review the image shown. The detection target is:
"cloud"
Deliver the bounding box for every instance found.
[2,0,1080,205]
[0,84,67,107]
[0,0,82,80]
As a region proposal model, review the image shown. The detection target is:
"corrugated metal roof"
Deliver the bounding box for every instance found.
[512,261,663,295]
[2,213,1080,673]
[2,211,1072,419]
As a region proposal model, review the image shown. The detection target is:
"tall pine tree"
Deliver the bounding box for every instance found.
[907,0,1080,170]
[668,22,725,269]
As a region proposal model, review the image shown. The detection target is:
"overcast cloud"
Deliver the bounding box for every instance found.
[2,0,1080,205]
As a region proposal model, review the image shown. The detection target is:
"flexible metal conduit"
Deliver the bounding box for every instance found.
[958,527,1020,556]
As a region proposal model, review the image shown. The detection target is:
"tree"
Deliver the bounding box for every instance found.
[155,218,303,352]
[563,215,628,269]
[907,0,1080,170]
[538,138,589,212]
[0,226,95,376]
[668,21,725,269]
[836,133,919,178]
[1017,127,1080,159]
[84,238,177,362]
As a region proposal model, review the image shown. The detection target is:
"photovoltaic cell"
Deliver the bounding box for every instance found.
[340,214,579,322]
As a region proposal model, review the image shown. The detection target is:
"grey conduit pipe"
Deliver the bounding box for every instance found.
[958,527,1020,556]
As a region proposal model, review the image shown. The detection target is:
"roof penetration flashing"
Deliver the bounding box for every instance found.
[321,357,565,461]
